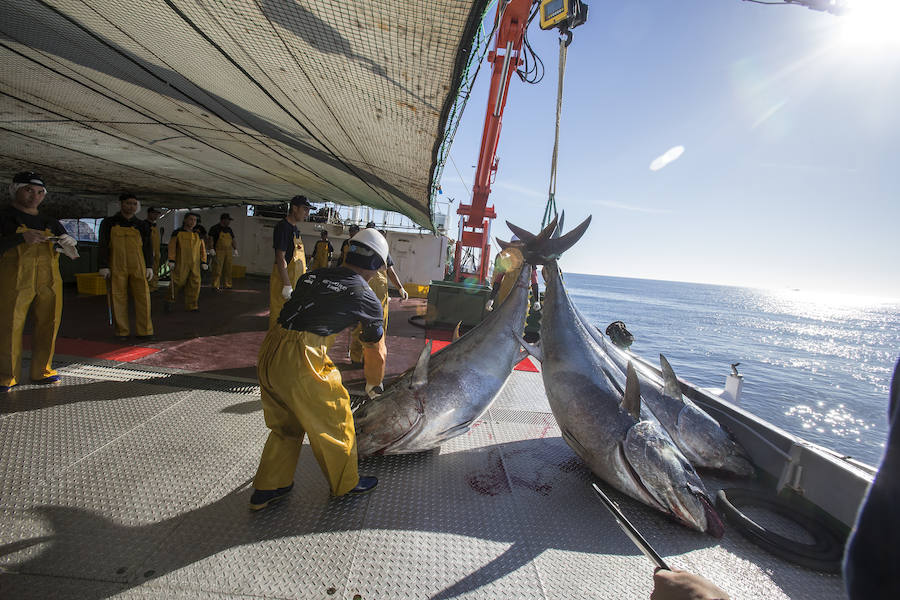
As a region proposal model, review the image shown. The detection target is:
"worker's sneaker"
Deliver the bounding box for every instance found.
[347,476,378,496]
[249,483,294,511]
[136,334,155,341]
[31,375,60,385]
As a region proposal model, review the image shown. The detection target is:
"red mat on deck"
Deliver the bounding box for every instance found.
[427,339,539,373]
[24,335,160,362]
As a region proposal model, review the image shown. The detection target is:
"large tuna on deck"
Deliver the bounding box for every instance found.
[512,218,724,535]
[352,248,532,456]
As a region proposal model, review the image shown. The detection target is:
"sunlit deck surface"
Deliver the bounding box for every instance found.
[2,278,846,599]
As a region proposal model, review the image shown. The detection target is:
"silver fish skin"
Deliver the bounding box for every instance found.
[353,263,531,456]
[584,320,754,477]
[533,260,723,535]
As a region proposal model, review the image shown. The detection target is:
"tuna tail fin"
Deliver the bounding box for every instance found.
[623,362,642,420]
[452,321,462,342]
[410,341,432,389]
[504,215,592,264]
[513,330,543,363]
[659,354,682,398]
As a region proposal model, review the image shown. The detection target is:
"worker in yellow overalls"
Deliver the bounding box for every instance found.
[269,195,311,328]
[311,229,333,270]
[144,206,163,292]
[1,172,78,392]
[209,212,238,290]
[250,228,391,510]
[338,224,360,266]
[98,193,154,341]
[348,225,408,364]
[166,212,208,312]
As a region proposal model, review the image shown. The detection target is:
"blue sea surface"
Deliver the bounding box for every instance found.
[565,273,900,467]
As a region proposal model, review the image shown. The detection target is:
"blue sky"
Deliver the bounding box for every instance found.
[438,1,900,300]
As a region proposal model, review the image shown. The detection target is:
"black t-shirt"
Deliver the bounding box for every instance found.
[278,267,384,342]
[0,205,66,257]
[208,223,234,246]
[273,218,300,265]
[97,213,153,269]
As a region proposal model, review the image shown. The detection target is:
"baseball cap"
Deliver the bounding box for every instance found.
[290,195,313,208]
[221,213,232,220]
[13,171,45,187]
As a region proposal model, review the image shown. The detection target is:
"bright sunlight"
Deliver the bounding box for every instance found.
[837,0,900,51]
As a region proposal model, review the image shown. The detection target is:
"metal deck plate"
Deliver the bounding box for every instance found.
[0,359,847,599]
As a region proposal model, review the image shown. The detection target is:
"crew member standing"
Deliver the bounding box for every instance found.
[348,225,408,365]
[1,172,78,392]
[250,228,391,509]
[166,212,208,312]
[339,224,360,265]
[209,213,238,290]
[144,206,163,292]
[269,195,311,329]
[311,229,333,270]
[98,193,154,341]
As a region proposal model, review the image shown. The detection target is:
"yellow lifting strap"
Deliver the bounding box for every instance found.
[542,32,570,229]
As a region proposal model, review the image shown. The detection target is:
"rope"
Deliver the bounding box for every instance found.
[542,32,569,229]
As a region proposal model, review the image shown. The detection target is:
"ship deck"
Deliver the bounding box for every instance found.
[1,280,847,599]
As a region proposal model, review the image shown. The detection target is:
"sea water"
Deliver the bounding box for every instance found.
[565,273,900,467]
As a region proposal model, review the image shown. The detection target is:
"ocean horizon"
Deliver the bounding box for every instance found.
[564,272,900,467]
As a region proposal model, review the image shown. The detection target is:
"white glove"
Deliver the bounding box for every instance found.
[98,268,111,279]
[56,233,77,248]
[281,285,293,300]
[532,301,541,312]
[208,249,216,256]
[365,383,384,399]
[145,268,154,280]
[201,263,209,271]
[399,287,409,301]
[484,299,494,312]
[168,260,176,268]
[232,248,239,257]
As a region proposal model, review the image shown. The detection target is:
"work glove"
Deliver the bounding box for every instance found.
[281,285,293,300]
[168,260,176,268]
[532,301,541,312]
[201,263,209,271]
[145,268,154,280]
[365,383,384,400]
[399,287,409,301]
[56,233,77,248]
[208,248,216,256]
[98,268,111,279]
[232,248,239,257]
[484,299,494,312]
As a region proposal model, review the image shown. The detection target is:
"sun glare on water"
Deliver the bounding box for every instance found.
[837,0,900,51]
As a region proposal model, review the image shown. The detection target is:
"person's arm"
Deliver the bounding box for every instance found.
[0,213,31,255]
[274,249,290,286]
[97,218,112,269]
[140,222,153,267]
[200,238,208,265]
[386,265,408,300]
[651,569,729,600]
[230,228,237,250]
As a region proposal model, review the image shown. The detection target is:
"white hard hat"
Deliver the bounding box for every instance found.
[346,228,389,269]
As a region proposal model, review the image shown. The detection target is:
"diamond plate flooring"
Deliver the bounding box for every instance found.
[0,357,847,599]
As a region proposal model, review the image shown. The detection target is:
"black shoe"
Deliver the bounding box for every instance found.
[347,476,378,495]
[190,308,200,312]
[115,335,129,342]
[249,483,294,511]
[136,334,155,341]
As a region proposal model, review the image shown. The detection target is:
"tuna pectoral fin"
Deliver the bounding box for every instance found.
[659,354,682,398]
[561,426,589,458]
[513,330,543,363]
[452,322,462,342]
[411,341,432,389]
[622,362,642,420]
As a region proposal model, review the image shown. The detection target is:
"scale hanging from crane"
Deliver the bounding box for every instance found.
[451,0,587,284]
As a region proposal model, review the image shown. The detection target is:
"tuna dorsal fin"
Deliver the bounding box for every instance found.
[659,354,681,398]
[623,361,641,419]
[410,341,432,389]
[452,322,462,342]
[513,330,543,363]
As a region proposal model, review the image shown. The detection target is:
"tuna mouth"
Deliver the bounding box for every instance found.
[696,491,725,538]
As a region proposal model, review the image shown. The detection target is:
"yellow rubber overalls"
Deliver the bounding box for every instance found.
[268,233,305,329]
[148,222,160,291]
[168,230,205,310]
[348,267,389,363]
[109,225,153,337]
[311,240,330,270]
[211,230,233,289]
[0,227,62,387]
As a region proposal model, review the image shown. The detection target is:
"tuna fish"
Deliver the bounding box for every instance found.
[512,218,724,535]
[586,324,754,477]
[354,244,531,456]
